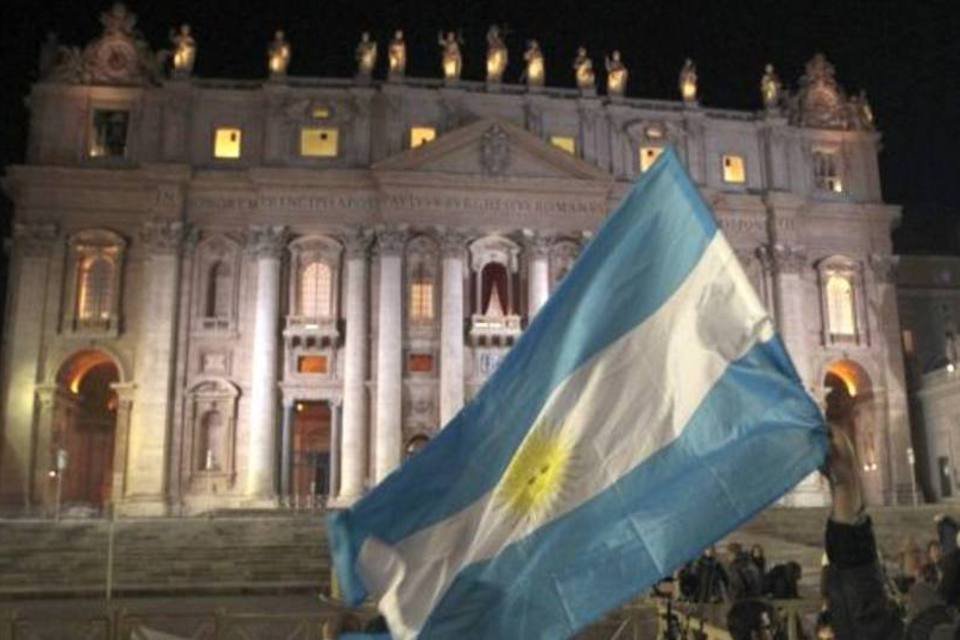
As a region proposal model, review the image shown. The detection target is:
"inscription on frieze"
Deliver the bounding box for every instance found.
[717,216,795,235]
[187,192,608,217]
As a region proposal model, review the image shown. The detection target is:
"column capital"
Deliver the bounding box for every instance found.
[376,226,408,256]
[869,253,898,284]
[438,229,469,259]
[770,243,807,274]
[522,230,552,260]
[13,222,58,257]
[343,229,372,260]
[141,218,187,255]
[246,225,288,260]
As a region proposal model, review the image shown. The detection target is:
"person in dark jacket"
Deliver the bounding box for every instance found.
[726,542,764,601]
[693,545,729,603]
[763,561,802,599]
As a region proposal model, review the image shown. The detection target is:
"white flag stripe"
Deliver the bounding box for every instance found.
[360,234,771,638]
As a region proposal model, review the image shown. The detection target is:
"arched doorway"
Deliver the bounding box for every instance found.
[292,402,331,508]
[54,350,120,511]
[823,359,881,503]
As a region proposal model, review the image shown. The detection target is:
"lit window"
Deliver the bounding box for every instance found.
[410,127,437,149]
[89,109,129,158]
[410,283,434,321]
[78,256,115,321]
[214,127,242,159]
[813,150,843,193]
[297,355,328,374]
[301,127,339,157]
[299,261,332,317]
[722,155,746,183]
[639,146,663,172]
[826,273,856,337]
[550,136,576,155]
[312,106,331,119]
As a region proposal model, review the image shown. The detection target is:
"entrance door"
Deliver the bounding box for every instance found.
[292,402,331,507]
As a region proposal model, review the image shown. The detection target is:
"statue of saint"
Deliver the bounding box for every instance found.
[760,63,781,109]
[573,46,595,91]
[355,31,377,77]
[388,30,406,78]
[605,50,628,96]
[851,89,875,128]
[438,31,463,82]
[170,24,197,76]
[522,40,545,87]
[486,25,508,83]
[679,58,697,103]
[268,30,291,77]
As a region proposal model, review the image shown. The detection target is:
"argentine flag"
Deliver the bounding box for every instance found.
[328,147,828,639]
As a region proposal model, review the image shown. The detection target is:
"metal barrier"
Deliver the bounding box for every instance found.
[653,599,821,640]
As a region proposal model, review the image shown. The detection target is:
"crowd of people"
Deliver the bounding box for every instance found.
[721,428,960,640]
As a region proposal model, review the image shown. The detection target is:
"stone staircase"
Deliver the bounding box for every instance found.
[1,505,957,600]
[0,514,330,598]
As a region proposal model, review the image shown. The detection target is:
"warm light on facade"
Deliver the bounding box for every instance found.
[550,136,576,155]
[639,146,663,172]
[214,127,242,159]
[301,127,339,157]
[410,127,437,149]
[722,155,746,183]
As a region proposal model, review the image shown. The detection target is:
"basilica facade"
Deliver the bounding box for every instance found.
[0,5,912,516]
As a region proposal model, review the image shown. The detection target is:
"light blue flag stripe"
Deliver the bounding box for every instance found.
[419,336,826,638]
[329,148,716,603]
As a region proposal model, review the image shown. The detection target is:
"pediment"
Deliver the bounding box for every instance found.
[373,118,612,182]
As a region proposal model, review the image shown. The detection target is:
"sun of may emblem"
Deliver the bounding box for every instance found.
[497,423,573,521]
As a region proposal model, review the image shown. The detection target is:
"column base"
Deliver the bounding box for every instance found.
[115,495,170,517]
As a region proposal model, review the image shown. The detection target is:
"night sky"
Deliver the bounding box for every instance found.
[1,0,959,253]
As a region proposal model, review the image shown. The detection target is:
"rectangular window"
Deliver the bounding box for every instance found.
[214,127,242,159]
[312,106,331,119]
[90,109,130,158]
[813,150,843,193]
[301,127,339,157]
[722,154,746,183]
[639,146,663,172]
[410,127,437,149]
[408,353,434,373]
[549,136,576,155]
[410,282,434,321]
[902,329,915,355]
[826,273,856,338]
[297,355,328,374]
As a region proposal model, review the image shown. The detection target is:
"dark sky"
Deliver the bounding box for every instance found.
[1,0,959,252]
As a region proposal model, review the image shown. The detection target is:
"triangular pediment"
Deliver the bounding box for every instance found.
[372,117,612,182]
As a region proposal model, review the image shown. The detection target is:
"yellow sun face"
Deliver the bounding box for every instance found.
[496,424,573,522]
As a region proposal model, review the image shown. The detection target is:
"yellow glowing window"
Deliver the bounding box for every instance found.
[410,127,437,149]
[214,127,242,159]
[722,155,746,183]
[639,146,663,172]
[813,150,843,193]
[410,282,434,320]
[312,106,331,119]
[301,127,339,157]
[550,136,576,155]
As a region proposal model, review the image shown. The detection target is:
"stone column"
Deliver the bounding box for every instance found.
[124,219,185,516]
[329,399,342,500]
[109,383,135,512]
[0,223,57,508]
[279,398,295,505]
[374,229,406,484]
[337,232,370,503]
[440,232,467,425]
[244,225,287,502]
[525,232,551,319]
[30,385,58,509]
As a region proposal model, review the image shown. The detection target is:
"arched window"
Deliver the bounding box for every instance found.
[409,262,435,321]
[204,261,232,319]
[826,274,856,336]
[200,408,223,471]
[481,262,509,316]
[77,256,115,321]
[299,261,332,318]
